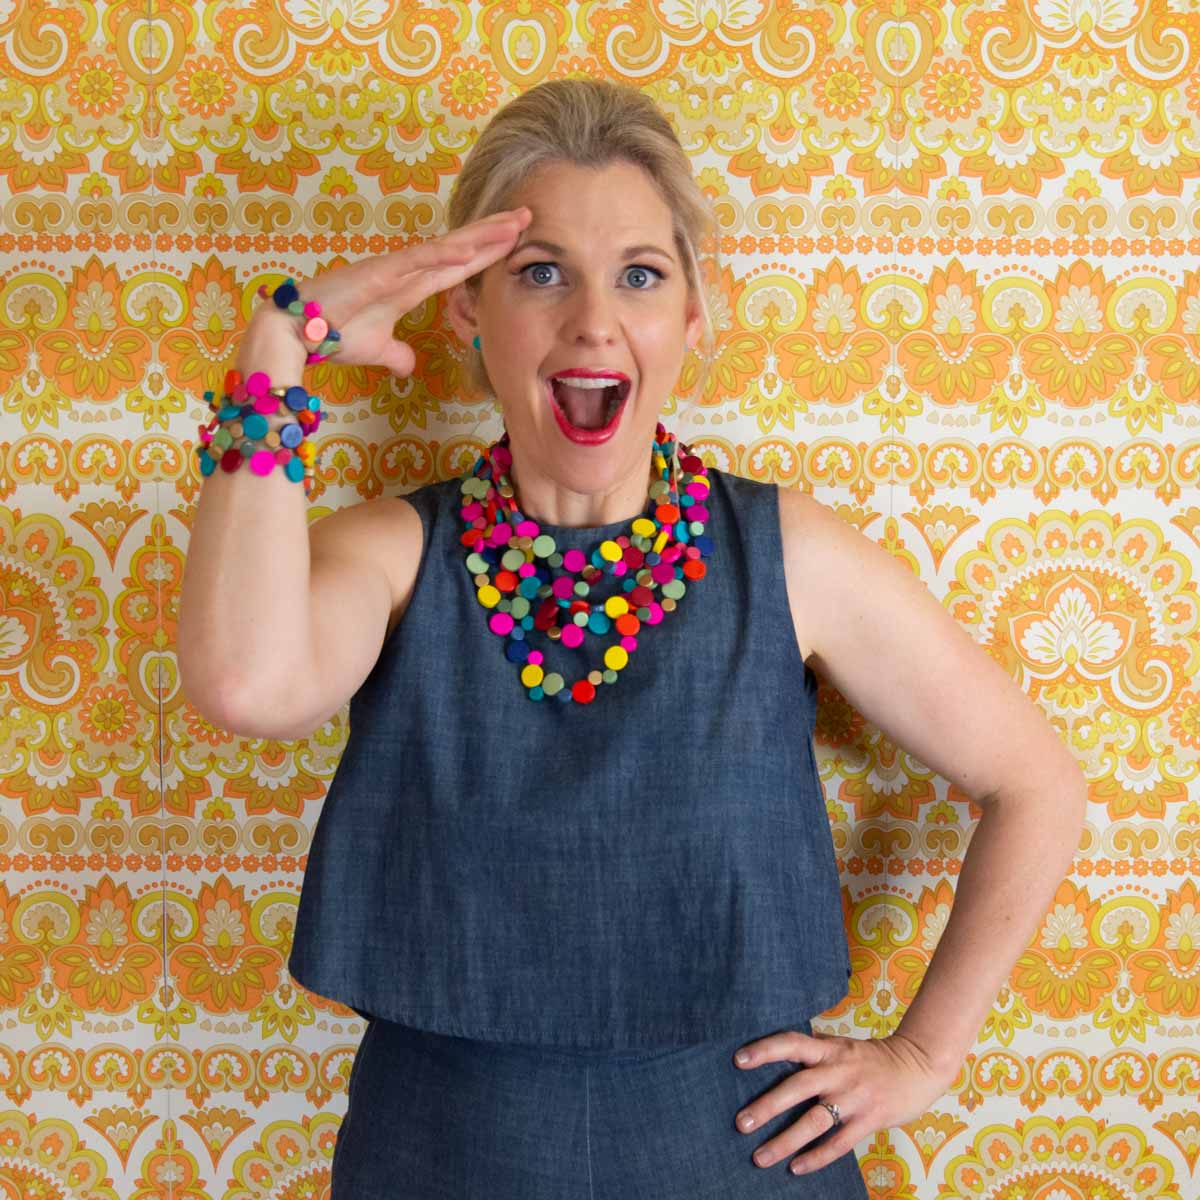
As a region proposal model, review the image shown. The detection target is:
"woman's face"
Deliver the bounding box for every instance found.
[448,158,703,527]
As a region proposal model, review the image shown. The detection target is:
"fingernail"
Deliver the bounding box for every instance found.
[738,1113,755,1130]
[735,1050,749,1064]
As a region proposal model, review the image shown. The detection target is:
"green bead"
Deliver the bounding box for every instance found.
[602,669,617,684]
[548,552,563,567]
[573,580,589,596]
[501,548,525,571]
[288,300,305,315]
[689,520,704,535]
[650,480,669,498]
[510,597,530,619]
[662,579,686,599]
[573,612,588,626]
[542,673,564,696]
[466,552,489,574]
[532,534,557,557]
[637,606,651,620]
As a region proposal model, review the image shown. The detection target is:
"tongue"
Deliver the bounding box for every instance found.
[557,382,609,430]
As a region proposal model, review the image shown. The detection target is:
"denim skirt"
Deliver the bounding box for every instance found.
[329,1015,871,1199]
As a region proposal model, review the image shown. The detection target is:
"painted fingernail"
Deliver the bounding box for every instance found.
[738,1113,755,1130]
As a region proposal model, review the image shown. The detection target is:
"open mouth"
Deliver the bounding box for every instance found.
[547,377,631,433]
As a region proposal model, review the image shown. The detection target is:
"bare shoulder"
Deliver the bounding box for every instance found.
[309,493,425,644]
[776,484,841,665]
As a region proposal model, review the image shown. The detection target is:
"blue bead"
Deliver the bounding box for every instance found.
[284,385,310,411]
[504,641,529,662]
[199,453,216,476]
[278,422,301,448]
[521,616,533,629]
[529,686,545,701]
[587,612,611,635]
[284,458,305,482]
[646,552,660,565]
[519,578,540,599]
[217,404,242,421]
[694,534,713,556]
[273,281,299,309]
[242,413,268,440]
[510,626,525,641]
[674,520,689,543]
[680,494,693,507]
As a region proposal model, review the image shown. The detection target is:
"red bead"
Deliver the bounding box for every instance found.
[495,569,518,592]
[683,560,706,580]
[572,680,596,704]
[220,447,242,472]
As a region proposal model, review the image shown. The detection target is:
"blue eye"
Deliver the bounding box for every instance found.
[517,262,665,288]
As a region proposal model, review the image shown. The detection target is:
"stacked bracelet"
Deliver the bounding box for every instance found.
[195,368,325,496]
[257,277,343,365]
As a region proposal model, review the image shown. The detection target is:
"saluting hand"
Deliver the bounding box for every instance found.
[730,1028,955,1176]
[239,206,533,379]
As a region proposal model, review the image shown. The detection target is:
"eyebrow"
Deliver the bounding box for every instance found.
[508,238,677,264]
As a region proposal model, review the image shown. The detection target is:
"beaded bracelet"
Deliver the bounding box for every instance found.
[195,368,325,496]
[257,277,343,365]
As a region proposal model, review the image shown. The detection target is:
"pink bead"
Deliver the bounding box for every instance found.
[246,371,270,397]
[275,447,292,463]
[561,624,584,648]
[689,505,709,522]
[303,300,322,317]
[646,602,663,625]
[304,315,329,342]
[489,612,515,636]
[620,636,637,652]
[518,563,536,577]
[491,522,512,544]
[650,563,674,584]
[516,520,539,537]
[253,394,279,414]
[686,482,707,498]
[231,380,247,402]
[492,446,512,472]
[249,448,276,476]
[563,549,586,572]
[461,501,482,520]
[612,562,627,575]
[527,650,543,665]
[551,577,574,599]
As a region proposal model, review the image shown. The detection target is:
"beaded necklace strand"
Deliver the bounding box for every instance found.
[459,422,713,705]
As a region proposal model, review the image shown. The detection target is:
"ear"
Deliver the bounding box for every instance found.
[684,292,704,351]
[445,281,479,345]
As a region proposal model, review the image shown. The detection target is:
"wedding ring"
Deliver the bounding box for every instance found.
[818,1099,841,1128]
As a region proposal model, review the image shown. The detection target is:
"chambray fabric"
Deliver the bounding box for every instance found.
[329,1015,871,1200]
[289,461,854,1049]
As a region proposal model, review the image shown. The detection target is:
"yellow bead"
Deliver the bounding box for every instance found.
[477,584,501,608]
[521,663,544,688]
[604,595,629,618]
[689,475,709,492]
[603,645,628,671]
[599,539,622,562]
[631,518,656,538]
[298,441,316,464]
[653,528,669,554]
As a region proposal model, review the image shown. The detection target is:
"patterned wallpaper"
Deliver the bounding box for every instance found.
[1,1,1198,1197]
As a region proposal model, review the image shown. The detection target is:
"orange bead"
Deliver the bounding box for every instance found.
[655,503,680,524]
[682,560,706,580]
[495,569,518,592]
[615,613,640,636]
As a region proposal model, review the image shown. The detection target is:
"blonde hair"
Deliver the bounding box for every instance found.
[446,78,718,410]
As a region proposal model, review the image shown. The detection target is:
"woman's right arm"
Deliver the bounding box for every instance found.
[179,318,429,739]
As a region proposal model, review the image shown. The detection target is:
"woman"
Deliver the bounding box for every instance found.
[179,79,1087,1198]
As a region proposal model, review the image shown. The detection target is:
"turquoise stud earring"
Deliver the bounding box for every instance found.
[472,335,481,350]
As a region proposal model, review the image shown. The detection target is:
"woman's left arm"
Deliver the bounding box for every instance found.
[733,488,1088,1177]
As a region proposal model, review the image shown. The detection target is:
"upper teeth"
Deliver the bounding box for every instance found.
[553,376,619,389]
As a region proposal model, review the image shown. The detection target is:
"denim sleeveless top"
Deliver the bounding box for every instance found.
[288,464,853,1050]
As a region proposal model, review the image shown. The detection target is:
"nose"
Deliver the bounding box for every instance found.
[563,278,617,346]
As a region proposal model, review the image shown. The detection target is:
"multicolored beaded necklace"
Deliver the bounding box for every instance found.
[458,422,713,705]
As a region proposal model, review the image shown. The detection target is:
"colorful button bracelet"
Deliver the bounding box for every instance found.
[460,422,713,705]
[195,368,326,497]
[257,277,344,366]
